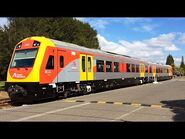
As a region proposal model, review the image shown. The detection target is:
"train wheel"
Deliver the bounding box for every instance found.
[62,91,69,99]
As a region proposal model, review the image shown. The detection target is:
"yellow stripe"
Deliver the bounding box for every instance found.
[63,99,77,103]
[97,101,106,104]
[114,102,123,105]
[131,103,141,107]
[151,105,162,108]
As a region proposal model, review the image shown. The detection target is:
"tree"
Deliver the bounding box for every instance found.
[180,56,185,69]
[180,56,185,75]
[0,17,100,80]
[166,54,174,65]
[166,54,175,74]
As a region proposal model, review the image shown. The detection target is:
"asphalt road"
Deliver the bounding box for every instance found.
[1,77,185,122]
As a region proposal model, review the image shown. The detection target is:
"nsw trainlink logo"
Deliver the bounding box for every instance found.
[12,73,26,79]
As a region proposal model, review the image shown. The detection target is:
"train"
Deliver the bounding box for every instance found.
[5,36,173,103]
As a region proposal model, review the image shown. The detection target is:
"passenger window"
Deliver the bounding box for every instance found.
[60,56,64,68]
[126,63,131,72]
[88,57,91,72]
[114,62,119,72]
[82,56,86,72]
[136,64,139,72]
[106,61,112,72]
[46,55,54,69]
[150,67,152,73]
[145,66,148,73]
[96,60,104,72]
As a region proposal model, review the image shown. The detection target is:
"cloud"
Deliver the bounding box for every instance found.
[174,57,182,66]
[97,34,128,53]
[0,18,8,27]
[145,33,179,51]
[122,18,152,24]
[179,33,185,44]
[76,18,109,29]
[134,24,157,32]
[75,17,86,22]
[97,33,179,64]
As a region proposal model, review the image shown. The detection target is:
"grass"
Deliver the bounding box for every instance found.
[0,81,5,91]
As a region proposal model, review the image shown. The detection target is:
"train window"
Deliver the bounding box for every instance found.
[88,57,91,72]
[136,64,139,72]
[150,67,152,73]
[96,60,104,72]
[46,55,54,69]
[158,68,160,73]
[10,48,38,68]
[82,56,86,72]
[145,66,148,73]
[126,63,131,72]
[132,64,135,72]
[60,56,64,68]
[114,62,119,72]
[106,61,112,72]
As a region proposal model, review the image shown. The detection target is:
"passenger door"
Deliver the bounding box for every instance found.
[140,63,145,78]
[57,50,65,83]
[40,47,57,84]
[80,54,93,81]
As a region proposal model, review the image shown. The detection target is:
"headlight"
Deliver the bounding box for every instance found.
[33,41,40,47]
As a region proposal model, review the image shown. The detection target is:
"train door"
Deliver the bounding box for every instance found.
[80,54,93,81]
[40,47,57,84]
[57,50,66,83]
[140,63,145,78]
[152,66,156,77]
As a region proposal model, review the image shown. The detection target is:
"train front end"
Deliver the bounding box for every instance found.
[5,36,55,103]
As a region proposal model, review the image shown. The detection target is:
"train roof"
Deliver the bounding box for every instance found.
[50,38,171,67]
[24,36,170,68]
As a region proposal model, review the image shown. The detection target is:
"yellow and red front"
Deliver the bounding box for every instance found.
[7,36,56,83]
[5,37,57,101]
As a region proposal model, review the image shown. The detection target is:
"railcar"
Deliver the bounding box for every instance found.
[5,36,173,103]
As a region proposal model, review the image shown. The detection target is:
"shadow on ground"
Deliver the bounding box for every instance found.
[161,99,185,121]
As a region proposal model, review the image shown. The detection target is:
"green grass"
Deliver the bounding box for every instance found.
[0,81,5,91]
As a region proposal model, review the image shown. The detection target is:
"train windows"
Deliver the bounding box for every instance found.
[157,68,160,73]
[96,60,104,72]
[126,63,131,72]
[82,56,86,72]
[150,66,152,73]
[114,62,119,72]
[60,56,64,68]
[106,61,112,72]
[88,57,91,72]
[145,66,148,73]
[136,64,139,72]
[46,55,54,69]
[132,64,135,72]
[10,48,38,68]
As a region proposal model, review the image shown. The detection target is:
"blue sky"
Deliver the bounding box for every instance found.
[0,17,185,66]
[77,17,185,66]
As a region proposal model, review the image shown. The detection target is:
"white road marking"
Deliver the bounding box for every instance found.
[113,107,143,121]
[12,102,90,121]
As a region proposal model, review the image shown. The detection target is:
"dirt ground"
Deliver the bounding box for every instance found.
[0,91,9,100]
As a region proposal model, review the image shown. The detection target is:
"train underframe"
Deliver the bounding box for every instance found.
[5,76,172,103]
